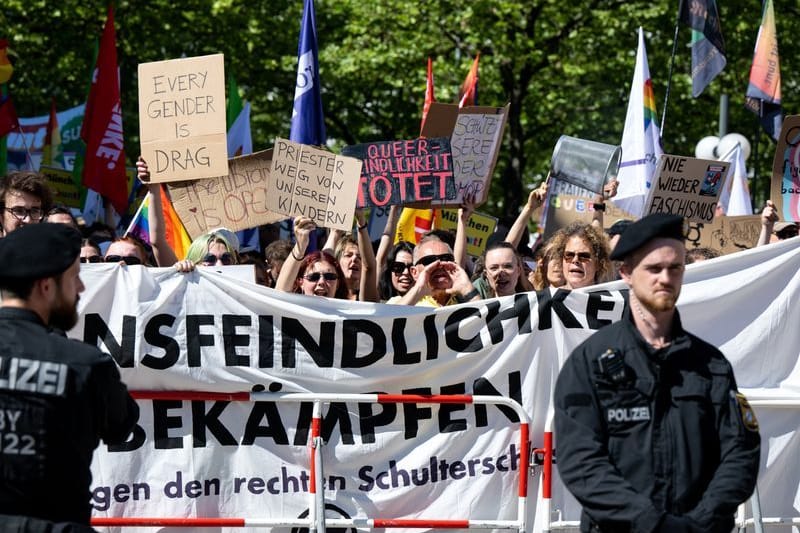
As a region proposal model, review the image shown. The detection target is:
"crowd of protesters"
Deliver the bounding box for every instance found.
[2,166,799,308]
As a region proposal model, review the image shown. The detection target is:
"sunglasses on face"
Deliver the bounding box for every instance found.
[414,253,455,267]
[201,252,234,265]
[4,206,44,221]
[563,251,593,262]
[80,256,103,263]
[105,255,142,265]
[389,261,414,275]
[303,272,338,282]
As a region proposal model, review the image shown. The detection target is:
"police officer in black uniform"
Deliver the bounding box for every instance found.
[554,213,760,533]
[0,223,139,532]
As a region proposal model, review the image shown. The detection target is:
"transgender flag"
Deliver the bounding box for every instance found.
[614,27,663,218]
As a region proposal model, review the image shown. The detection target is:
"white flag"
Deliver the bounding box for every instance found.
[718,144,753,215]
[613,28,663,218]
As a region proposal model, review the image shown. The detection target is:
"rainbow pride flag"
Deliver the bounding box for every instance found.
[126,186,191,259]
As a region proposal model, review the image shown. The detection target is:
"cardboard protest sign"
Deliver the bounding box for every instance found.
[138,54,228,183]
[643,154,730,224]
[268,138,362,231]
[421,103,509,204]
[39,166,82,209]
[169,149,283,238]
[685,215,762,255]
[341,137,456,208]
[541,188,633,243]
[437,209,498,257]
[770,115,800,222]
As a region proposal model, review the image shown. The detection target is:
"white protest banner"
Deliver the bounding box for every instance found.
[75,238,800,532]
[770,114,800,222]
[421,102,509,205]
[268,138,362,231]
[168,149,283,238]
[644,154,730,223]
[138,54,228,183]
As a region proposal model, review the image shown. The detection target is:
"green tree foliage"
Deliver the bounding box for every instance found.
[2,0,798,218]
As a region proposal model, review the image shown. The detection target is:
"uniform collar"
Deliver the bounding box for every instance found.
[0,306,48,327]
[622,303,690,360]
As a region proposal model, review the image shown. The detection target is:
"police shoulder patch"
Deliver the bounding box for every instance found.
[732,391,759,432]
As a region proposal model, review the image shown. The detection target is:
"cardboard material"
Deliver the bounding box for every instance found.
[341,137,456,208]
[39,166,82,209]
[169,149,283,238]
[770,115,800,222]
[436,209,498,257]
[686,214,762,255]
[268,138,362,231]
[421,103,509,204]
[138,54,228,183]
[541,189,633,243]
[643,154,730,224]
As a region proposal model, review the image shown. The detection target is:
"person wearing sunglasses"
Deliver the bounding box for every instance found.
[104,236,149,266]
[173,230,240,272]
[79,238,103,264]
[276,216,347,299]
[0,170,53,237]
[558,222,611,290]
[379,241,415,301]
[389,235,479,307]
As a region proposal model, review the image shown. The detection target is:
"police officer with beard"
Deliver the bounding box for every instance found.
[0,223,139,532]
[554,213,760,533]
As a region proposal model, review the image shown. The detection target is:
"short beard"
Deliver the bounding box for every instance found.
[636,287,679,313]
[49,285,79,331]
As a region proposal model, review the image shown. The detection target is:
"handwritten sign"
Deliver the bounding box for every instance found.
[770,115,800,222]
[422,103,509,205]
[644,154,730,224]
[138,54,228,183]
[268,138,362,231]
[685,215,762,255]
[39,166,82,209]
[341,137,456,208]
[541,188,633,242]
[169,150,283,238]
[437,209,498,257]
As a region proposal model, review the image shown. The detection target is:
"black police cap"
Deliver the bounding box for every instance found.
[0,223,82,280]
[606,219,633,237]
[609,213,685,261]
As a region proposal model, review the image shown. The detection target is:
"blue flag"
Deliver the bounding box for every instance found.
[290,0,326,146]
[681,0,726,97]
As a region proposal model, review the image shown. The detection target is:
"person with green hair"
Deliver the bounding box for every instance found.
[174,230,240,272]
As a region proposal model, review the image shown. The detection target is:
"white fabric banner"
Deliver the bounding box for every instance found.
[75,238,800,532]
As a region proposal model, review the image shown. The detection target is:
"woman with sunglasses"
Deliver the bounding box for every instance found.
[104,236,150,266]
[79,238,103,264]
[378,241,415,301]
[173,230,239,272]
[276,216,348,299]
[557,222,611,289]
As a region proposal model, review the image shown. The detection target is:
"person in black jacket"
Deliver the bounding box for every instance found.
[0,223,139,532]
[554,213,760,533]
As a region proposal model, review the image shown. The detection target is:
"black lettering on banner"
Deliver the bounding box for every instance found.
[258,315,276,368]
[423,314,439,360]
[281,318,335,368]
[473,371,522,426]
[141,313,179,369]
[322,403,355,445]
[191,401,236,447]
[391,317,422,365]
[186,315,215,367]
[484,294,532,344]
[107,424,146,452]
[83,314,137,367]
[358,397,397,444]
[153,400,184,449]
[223,315,252,366]
[586,290,616,329]
[242,401,289,445]
[292,402,314,446]
[401,387,433,439]
[445,307,483,353]
[91,482,152,511]
[439,383,467,433]
[341,319,386,368]
[537,288,582,330]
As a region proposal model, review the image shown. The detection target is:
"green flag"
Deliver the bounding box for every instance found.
[226,74,243,130]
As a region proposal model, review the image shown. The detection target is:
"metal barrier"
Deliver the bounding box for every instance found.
[92,391,531,532]
[538,397,800,533]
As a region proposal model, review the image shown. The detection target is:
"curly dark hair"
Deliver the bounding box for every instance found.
[556,222,612,284]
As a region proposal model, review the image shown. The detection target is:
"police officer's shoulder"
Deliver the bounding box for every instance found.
[681,330,732,370]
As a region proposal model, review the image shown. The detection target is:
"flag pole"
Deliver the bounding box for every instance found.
[660,0,684,139]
